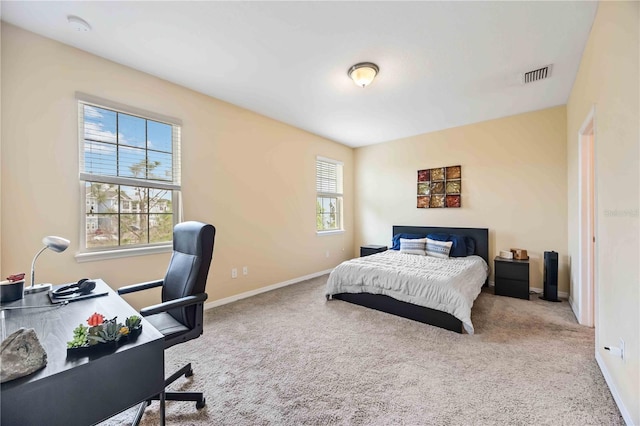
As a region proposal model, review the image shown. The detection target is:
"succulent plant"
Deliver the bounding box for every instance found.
[87,317,124,345]
[126,315,142,330]
[67,324,89,348]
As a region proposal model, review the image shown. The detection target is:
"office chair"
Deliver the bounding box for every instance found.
[118,221,215,425]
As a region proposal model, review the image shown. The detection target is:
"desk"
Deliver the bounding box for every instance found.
[0,279,165,426]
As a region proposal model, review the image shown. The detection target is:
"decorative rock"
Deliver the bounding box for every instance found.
[0,328,48,383]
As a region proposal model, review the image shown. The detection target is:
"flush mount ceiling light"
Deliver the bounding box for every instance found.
[67,15,92,32]
[347,62,379,88]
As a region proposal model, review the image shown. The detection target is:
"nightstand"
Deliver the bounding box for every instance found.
[494,256,530,300]
[360,245,387,257]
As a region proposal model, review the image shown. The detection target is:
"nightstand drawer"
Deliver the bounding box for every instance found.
[495,261,528,281]
[495,278,529,300]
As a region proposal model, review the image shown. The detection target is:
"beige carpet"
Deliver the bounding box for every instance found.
[102,275,622,425]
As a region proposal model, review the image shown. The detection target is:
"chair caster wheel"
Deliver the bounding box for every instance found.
[185,369,194,378]
[196,398,206,410]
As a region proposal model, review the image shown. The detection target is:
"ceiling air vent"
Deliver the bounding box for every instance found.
[521,64,553,84]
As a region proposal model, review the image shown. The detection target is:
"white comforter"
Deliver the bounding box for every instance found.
[325,250,489,334]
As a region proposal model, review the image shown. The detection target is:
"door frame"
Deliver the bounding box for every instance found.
[577,105,596,327]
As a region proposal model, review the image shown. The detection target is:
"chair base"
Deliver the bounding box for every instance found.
[132,363,205,426]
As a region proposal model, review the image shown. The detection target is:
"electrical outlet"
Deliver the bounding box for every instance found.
[243,266,248,276]
[231,268,238,279]
[325,250,330,258]
[620,338,625,361]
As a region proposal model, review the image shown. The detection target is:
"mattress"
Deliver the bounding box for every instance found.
[325,250,489,334]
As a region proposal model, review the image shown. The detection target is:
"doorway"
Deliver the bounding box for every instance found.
[577,107,596,327]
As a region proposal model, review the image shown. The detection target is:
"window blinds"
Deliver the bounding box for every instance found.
[316,158,343,196]
[77,95,181,191]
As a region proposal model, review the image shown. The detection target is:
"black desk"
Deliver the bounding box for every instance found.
[0,279,165,426]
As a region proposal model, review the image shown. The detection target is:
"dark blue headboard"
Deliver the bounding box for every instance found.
[392,225,489,268]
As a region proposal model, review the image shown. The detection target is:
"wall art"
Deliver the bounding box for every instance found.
[417,165,461,208]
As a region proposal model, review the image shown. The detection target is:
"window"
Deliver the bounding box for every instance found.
[316,157,343,232]
[78,94,181,252]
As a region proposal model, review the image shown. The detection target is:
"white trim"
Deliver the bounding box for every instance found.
[76,92,182,125]
[317,191,344,197]
[204,269,333,310]
[488,281,569,299]
[316,230,345,236]
[79,173,180,191]
[595,351,633,425]
[577,104,597,327]
[316,155,344,166]
[578,105,596,135]
[569,296,580,322]
[530,286,569,299]
[75,244,172,262]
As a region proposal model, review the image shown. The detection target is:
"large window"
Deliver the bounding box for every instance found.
[78,95,181,251]
[316,157,343,232]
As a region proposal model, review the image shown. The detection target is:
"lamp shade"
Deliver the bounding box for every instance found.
[42,236,70,253]
[26,235,71,294]
[348,62,379,88]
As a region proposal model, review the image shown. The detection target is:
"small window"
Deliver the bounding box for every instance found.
[78,96,181,251]
[316,157,343,232]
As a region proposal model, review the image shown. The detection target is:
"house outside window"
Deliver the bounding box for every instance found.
[78,94,181,253]
[316,157,343,233]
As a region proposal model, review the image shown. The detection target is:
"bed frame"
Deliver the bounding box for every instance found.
[332,225,489,333]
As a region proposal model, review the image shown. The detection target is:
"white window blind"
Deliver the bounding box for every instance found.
[316,157,343,232]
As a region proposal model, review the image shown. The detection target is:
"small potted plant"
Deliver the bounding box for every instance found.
[67,312,143,355]
[125,315,143,338]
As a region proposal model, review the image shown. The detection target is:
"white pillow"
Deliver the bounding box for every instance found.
[399,238,427,255]
[425,238,453,258]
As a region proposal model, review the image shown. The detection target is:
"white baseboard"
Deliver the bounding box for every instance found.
[204,269,333,310]
[529,286,569,299]
[595,351,634,425]
[488,281,568,299]
[569,296,580,322]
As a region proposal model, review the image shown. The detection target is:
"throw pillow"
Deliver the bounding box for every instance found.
[399,238,427,255]
[425,238,453,258]
[426,233,467,257]
[464,236,476,256]
[391,233,426,250]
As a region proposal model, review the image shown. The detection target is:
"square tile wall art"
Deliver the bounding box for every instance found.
[417,165,461,208]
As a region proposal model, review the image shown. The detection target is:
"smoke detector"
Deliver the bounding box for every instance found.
[520,64,553,84]
[67,15,91,32]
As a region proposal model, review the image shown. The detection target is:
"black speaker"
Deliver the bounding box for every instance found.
[540,251,560,302]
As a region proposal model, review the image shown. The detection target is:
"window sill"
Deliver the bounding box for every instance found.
[75,244,172,263]
[316,230,345,236]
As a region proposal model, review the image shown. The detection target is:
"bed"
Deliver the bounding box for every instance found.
[325,226,489,334]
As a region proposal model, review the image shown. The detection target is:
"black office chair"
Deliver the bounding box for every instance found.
[118,221,215,425]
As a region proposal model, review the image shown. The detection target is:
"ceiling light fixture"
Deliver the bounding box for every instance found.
[67,15,92,32]
[347,62,379,88]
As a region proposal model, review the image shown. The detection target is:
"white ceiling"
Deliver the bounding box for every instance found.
[1,1,597,148]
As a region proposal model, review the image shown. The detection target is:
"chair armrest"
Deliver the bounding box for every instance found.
[117,279,164,295]
[139,293,208,317]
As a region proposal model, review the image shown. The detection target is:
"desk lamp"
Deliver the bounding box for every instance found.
[25,236,70,295]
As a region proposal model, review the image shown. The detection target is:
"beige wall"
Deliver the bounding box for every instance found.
[0,21,3,268]
[354,106,568,291]
[0,24,353,309]
[566,2,639,423]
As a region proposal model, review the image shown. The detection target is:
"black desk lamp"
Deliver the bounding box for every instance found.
[25,236,70,295]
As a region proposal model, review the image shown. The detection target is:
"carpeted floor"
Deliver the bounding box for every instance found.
[102,275,622,425]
